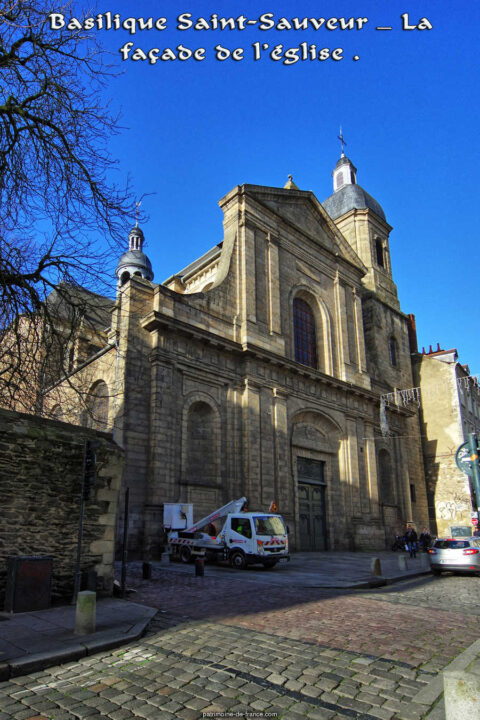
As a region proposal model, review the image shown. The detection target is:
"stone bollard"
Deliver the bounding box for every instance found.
[75,590,96,635]
[194,552,205,577]
[420,553,430,570]
[444,668,480,719]
[368,557,386,587]
[398,555,408,571]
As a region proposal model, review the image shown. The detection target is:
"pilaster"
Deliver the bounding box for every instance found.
[334,272,348,380]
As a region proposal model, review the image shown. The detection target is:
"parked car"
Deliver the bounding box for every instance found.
[428,537,480,575]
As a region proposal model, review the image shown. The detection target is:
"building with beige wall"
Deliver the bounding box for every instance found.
[413,347,480,536]
[43,154,430,557]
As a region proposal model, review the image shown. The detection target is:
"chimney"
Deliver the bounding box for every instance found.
[407,314,418,353]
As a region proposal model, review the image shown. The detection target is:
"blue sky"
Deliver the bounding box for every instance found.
[71,0,479,375]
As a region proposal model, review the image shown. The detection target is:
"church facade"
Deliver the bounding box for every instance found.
[45,155,430,557]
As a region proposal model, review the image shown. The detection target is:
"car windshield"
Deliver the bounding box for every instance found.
[254,516,285,536]
[434,540,470,549]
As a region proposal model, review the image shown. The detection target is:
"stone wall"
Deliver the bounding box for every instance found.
[0,408,124,607]
[412,353,473,535]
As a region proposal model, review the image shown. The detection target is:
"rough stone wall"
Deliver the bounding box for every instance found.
[425,454,473,537]
[0,409,124,607]
[360,292,430,537]
[413,354,473,535]
[362,295,412,391]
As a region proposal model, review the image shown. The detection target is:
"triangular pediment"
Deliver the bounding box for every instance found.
[242,184,366,273]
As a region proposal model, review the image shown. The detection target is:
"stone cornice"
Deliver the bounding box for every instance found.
[141,310,415,416]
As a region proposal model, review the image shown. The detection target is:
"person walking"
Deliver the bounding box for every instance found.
[419,527,431,551]
[405,525,418,558]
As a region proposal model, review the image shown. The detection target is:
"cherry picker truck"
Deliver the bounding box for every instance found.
[165,497,290,569]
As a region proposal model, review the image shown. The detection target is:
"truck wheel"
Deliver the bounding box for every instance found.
[180,546,192,563]
[262,559,278,569]
[230,550,247,570]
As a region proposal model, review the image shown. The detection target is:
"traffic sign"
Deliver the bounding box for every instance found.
[456,441,475,476]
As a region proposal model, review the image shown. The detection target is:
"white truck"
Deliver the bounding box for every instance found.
[165,497,290,569]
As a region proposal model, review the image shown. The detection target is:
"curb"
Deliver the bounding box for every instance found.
[0,608,157,681]
[411,637,480,716]
[310,568,432,590]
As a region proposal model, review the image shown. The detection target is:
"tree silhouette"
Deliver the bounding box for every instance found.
[0,1,136,412]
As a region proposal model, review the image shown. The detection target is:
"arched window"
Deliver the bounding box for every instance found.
[293,297,317,369]
[375,239,385,268]
[120,271,130,286]
[85,380,109,431]
[389,337,398,367]
[378,449,395,505]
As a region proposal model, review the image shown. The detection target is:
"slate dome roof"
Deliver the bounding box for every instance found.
[116,250,153,275]
[323,184,386,222]
[129,225,144,238]
[334,154,356,171]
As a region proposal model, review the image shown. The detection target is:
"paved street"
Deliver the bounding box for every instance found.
[0,561,479,720]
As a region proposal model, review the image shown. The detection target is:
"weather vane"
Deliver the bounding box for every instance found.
[337,126,347,155]
[135,199,141,227]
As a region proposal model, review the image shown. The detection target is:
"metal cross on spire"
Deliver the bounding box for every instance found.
[337,126,347,156]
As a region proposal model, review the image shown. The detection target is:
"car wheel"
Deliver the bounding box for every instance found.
[431,569,442,576]
[230,550,247,570]
[262,559,278,569]
[180,546,192,563]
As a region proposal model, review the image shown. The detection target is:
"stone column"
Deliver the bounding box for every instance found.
[259,387,275,507]
[394,436,413,522]
[364,423,380,517]
[334,273,348,380]
[239,225,257,344]
[272,388,291,516]
[143,347,175,558]
[267,235,281,335]
[242,379,261,508]
[344,419,361,518]
[353,288,368,374]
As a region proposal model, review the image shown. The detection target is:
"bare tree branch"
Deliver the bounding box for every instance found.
[0,1,139,412]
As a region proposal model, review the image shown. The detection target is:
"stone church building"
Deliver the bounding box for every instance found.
[45,153,430,556]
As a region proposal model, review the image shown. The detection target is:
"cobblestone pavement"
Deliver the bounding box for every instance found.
[0,567,479,720]
[361,573,480,615]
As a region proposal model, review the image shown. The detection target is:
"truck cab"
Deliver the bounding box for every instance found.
[222,512,289,569]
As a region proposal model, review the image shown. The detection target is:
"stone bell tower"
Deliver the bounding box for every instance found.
[115,225,154,289]
[323,151,399,310]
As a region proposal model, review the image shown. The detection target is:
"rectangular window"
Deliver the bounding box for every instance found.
[410,483,416,503]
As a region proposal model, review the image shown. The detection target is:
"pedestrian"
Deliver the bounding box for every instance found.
[404,524,418,558]
[419,527,431,551]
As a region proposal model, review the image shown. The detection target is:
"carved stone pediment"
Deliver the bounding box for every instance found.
[292,423,334,453]
[244,186,365,271]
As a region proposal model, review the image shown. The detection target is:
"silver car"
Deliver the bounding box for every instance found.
[428,537,480,575]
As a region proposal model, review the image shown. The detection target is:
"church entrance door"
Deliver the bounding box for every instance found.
[297,458,327,551]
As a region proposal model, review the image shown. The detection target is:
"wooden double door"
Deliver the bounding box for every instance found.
[297,458,328,551]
